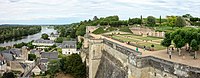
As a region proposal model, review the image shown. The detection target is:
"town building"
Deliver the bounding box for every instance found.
[32,39,55,46]
[48,32,59,41]
[57,41,79,55]
[39,52,58,72]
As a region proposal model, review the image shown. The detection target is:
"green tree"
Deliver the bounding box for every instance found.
[161,38,171,53]
[48,60,60,76]
[41,33,49,40]
[175,16,186,27]
[147,16,156,27]
[60,54,86,78]
[2,72,15,78]
[55,37,63,43]
[167,16,176,28]
[76,25,86,36]
[190,39,199,59]
[28,54,36,61]
[174,35,185,56]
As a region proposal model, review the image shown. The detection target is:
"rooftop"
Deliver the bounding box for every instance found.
[57,41,76,48]
[34,39,54,44]
[41,52,58,59]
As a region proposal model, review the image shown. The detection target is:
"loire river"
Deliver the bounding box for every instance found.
[0,26,57,47]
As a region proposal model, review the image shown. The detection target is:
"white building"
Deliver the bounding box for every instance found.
[32,39,55,46]
[58,41,79,55]
[48,33,59,41]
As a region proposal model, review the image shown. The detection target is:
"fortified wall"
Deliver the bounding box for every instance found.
[84,26,200,78]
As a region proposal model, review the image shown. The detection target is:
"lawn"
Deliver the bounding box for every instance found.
[120,34,162,41]
[138,42,166,50]
[110,34,165,51]
[112,35,140,42]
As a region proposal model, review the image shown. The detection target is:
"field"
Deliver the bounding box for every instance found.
[110,34,165,51]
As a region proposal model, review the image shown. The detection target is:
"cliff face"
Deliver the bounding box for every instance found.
[95,51,127,78]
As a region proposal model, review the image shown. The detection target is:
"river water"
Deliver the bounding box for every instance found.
[0,26,57,47]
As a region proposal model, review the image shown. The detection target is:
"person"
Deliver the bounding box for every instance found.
[169,50,172,59]
[172,47,174,52]
[144,46,146,51]
[136,47,139,52]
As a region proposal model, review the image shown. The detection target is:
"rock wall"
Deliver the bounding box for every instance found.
[95,50,127,78]
[86,33,200,78]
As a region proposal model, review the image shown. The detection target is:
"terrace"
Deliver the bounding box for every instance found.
[108,34,165,51]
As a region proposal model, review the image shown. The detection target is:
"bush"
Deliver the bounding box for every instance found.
[119,26,132,33]
[28,54,36,61]
[92,27,107,34]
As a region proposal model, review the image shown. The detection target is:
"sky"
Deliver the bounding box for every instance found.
[0,0,200,25]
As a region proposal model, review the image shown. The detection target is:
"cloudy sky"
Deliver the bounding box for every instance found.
[0,0,200,24]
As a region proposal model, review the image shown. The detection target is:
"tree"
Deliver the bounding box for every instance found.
[70,29,76,38]
[175,16,186,27]
[167,16,176,28]
[2,72,15,78]
[182,14,193,18]
[41,33,49,40]
[60,54,86,78]
[151,44,154,51]
[161,38,171,53]
[159,16,162,25]
[48,60,60,76]
[55,37,63,43]
[28,54,36,61]
[190,39,199,59]
[174,35,185,56]
[76,25,86,36]
[147,16,156,27]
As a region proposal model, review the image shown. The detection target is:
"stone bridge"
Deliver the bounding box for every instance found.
[85,33,200,78]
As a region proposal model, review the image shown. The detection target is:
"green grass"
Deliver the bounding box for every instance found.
[110,34,166,50]
[119,26,132,33]
[92,27,107,34]
[112,35,139,42]
[138,42,166,50]
[120,34,161,41]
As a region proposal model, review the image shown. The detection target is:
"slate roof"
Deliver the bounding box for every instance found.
[40,52,58,59]
[1,53,14,61]
[0,49,21,57]
[40,58,48,63]
[34,39,54,44]
[58,41,77,48]
[9,48,21,57]
[30,50,40,54]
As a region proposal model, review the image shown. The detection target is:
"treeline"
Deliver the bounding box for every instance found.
[55,14,199,37]
[190,17,200,26]
[0,25,41,43]
[161,28,200,58]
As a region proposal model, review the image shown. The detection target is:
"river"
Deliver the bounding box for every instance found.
[0,26,57,47]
